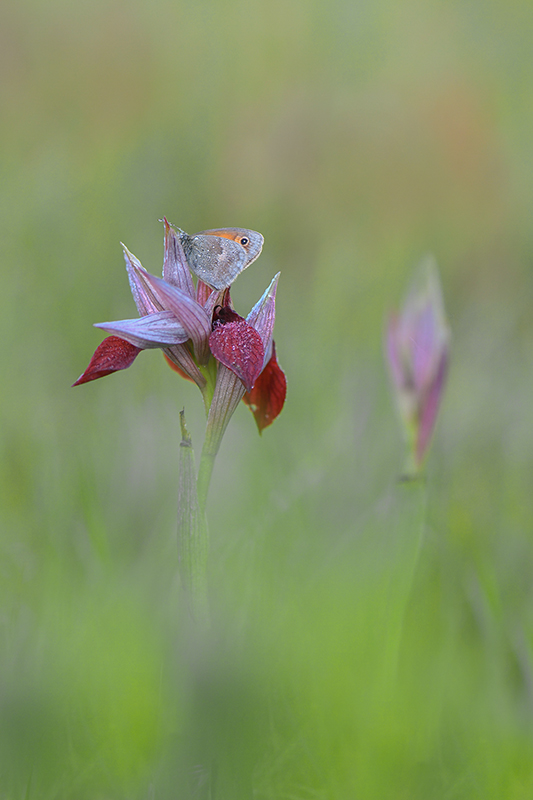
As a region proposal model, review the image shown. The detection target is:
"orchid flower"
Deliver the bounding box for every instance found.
[386,256,450,474]
[73,219,286,438]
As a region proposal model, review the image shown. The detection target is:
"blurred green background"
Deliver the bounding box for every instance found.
[2,0,533,797]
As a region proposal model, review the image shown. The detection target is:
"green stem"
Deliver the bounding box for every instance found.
[380,475,428,693]
[178,363,245,626]
[178,411,210,626]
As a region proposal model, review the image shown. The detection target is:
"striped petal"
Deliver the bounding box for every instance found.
[122,245,162,315]
[246,273,280,366]
[137,268,211,365]
[95,311,188,349]
[162,218,196,296]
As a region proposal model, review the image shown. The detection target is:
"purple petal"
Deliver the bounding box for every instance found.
[164,345,207,389]
[410,303,439,393]
[136,268,212,365]
[203,287,226,322]
[95,311,189,349]
[401,258,449,394]
[196,280,215,307]
[122,245,162,316]
[416,348,448,465]
[162,219,196,296]
[246,273,280,364]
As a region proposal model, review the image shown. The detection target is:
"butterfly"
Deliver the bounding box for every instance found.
[179,228,264,290]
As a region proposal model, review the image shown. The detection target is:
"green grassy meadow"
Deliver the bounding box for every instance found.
[2,0,533,797]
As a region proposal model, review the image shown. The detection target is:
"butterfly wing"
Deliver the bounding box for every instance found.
[181,228,264,290]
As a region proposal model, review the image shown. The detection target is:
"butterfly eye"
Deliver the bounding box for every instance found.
[239,237,249,246]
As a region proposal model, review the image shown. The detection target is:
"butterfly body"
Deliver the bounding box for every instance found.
[180,228,264,290]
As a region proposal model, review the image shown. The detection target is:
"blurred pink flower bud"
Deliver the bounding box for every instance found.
[386,257,450,472]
